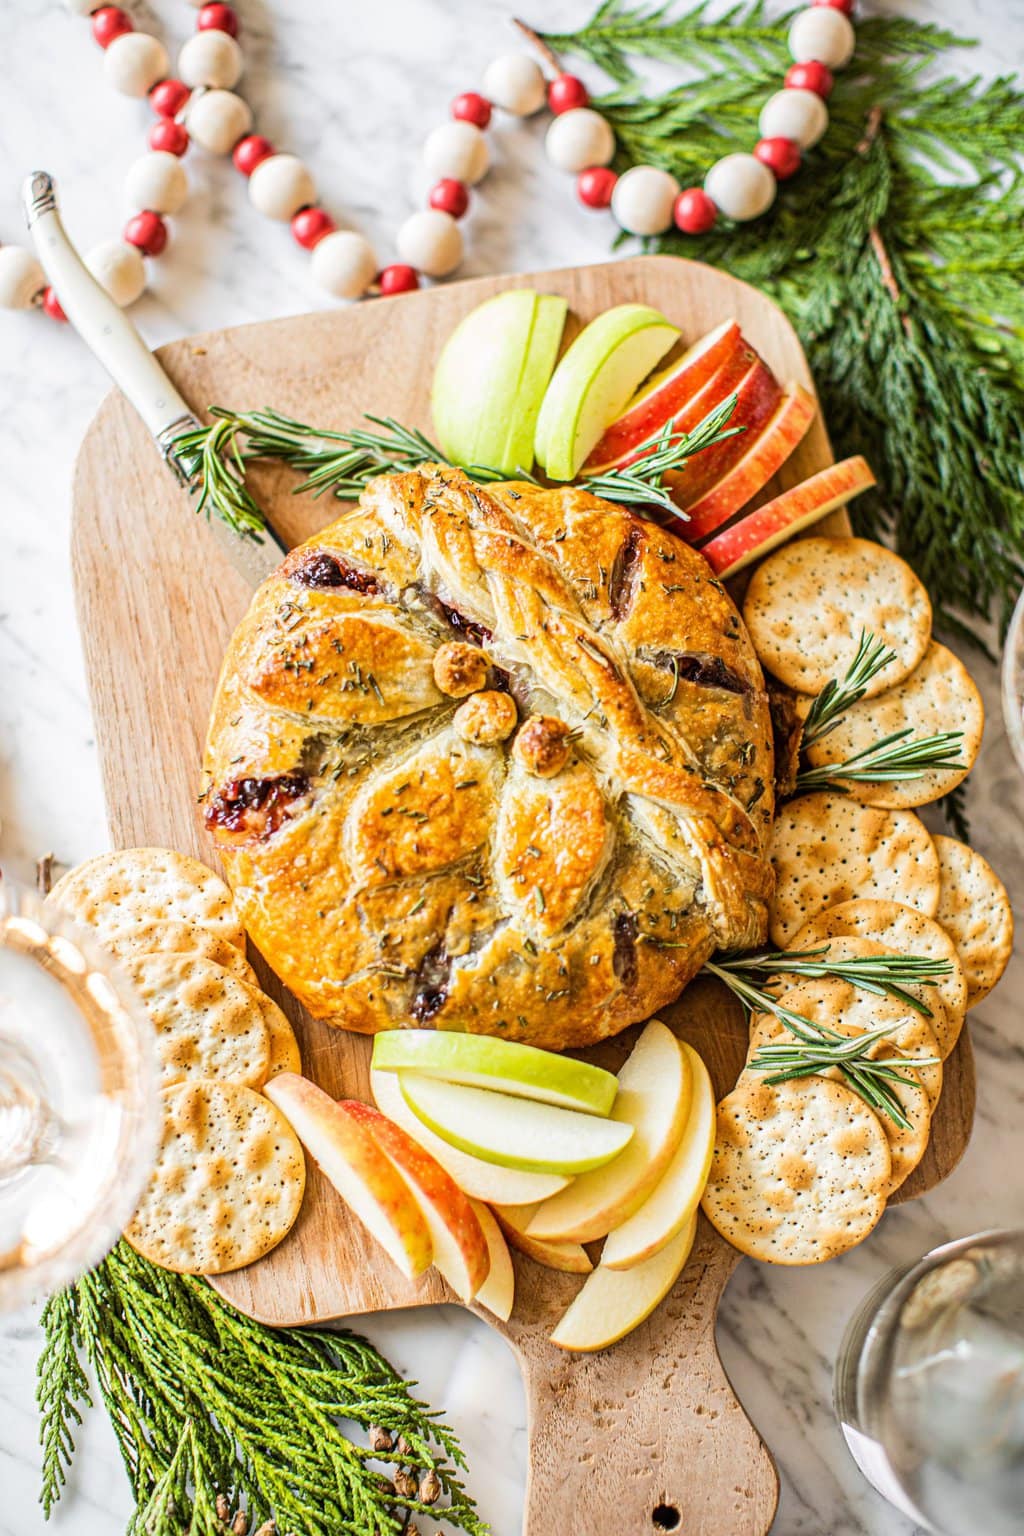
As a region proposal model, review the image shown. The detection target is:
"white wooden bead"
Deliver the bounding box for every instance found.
[103,32,169,98]
[178,30,243,90]
[0,247,45,310]
[611,165,680,236]
[248,154,316,221]
[311,231,378,300]
[758,88,828,149]
[788,7,856,70]
[86,240,146,307]
[423,121,489,186]
[124,151,188,215]
[186,89,253,155]
[544,108,615,173]
[482,52,546,116]
[396,209,463,278]
[704,153,777,222]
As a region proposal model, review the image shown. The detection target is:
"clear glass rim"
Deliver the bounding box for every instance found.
[1000,584,1024,777]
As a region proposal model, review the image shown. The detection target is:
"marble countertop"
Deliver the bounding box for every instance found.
[2,2,1023,1533]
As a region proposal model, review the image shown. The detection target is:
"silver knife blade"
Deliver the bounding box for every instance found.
[23,170,285,588]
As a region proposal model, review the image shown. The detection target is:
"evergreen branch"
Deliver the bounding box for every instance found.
[583,390,741,511]
[938,778,972,841]
[800,631,898,746]
[796,727,965,792]
[715,945,948,1017]
[38,1242,487,1536]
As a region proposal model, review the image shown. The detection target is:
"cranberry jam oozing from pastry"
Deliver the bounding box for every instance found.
[202,466,774,1050]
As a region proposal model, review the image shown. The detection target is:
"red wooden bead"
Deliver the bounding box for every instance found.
[548,74,589,114]
[42,287,67,323]
[291,207,335,249]
[451,92,492,129]
[150,78,190,118]
[197,3,239,36]
[150,119,190,155]
[232,134,275,176]
[124,211,168,257]
[754,136,802,181]
[429,179,469,219]
[576,166,617,209]
[378,264,420,296]
[673,187,718,234]
[91,6,133,48]
[784,60,834,97]
[813,0,854,11]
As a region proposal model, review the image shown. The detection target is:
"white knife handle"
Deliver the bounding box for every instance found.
[23,170,199,476]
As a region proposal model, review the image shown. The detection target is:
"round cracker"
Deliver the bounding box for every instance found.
[746,974,943,1112]
[788,898,967,1050]
[92,918,256,984]
[768,793,940,946]
[118,951,271,1091]
[804,642,983,809]
[700,1073,891,1264]
[257,995,302,1082]
[742,537,931,698]
[49,847,245,951]
[124,1080,305,1274]
[932,835,1013,1009]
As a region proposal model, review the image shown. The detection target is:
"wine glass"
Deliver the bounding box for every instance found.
[0,879,159,1311]
[1000,584,1024,776]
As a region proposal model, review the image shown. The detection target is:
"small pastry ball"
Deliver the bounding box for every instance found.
[611,165,680,235]
[513,716,572,778]
[248,154,316,221]
[423,121,489,186]
[178,29,243,90]
[433,642,489,697]
[758,87,828,148]
[396,209,463,278]
[704,153,777,222]
[124,151,188,215]
[454,690,518,745]
[104,32,169,97]
[545,108,615,173]
[310,230,377,299]
[86,240,146,306]
[482,52,546,116]
[788,7,856,69]
[0,247,45,309]
[186,88,253,154]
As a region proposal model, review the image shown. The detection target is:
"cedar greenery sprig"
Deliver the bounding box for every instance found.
[38,1241,487,1536]
[795,726,965,793]
[540,4,1024,637]
[714,944,949,1018]
[800,631,898,747]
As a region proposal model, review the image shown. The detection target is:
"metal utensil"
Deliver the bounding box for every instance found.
[23,170,286,589]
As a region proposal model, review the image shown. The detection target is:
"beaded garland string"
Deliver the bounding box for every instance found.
[0,0,857,322]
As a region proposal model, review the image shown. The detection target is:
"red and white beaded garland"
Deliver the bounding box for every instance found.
[0,2,857,323]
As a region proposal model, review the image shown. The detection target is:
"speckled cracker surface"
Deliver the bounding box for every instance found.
[120,951,270,1091]
[700,1074,891,1264]
[257,994,303,1081]
[124,1080,305,1274]
[742,537,932,697]
[789,898,967,1048]
[90,916,256,983]
[804,643,983,809]
[933,835,1013,1007]
[49,847,246,952]
[768,794,940,945]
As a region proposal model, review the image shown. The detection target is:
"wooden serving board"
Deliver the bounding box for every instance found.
[72,256,975,1536]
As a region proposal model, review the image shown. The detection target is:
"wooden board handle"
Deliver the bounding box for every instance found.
[495,1219,778,1536]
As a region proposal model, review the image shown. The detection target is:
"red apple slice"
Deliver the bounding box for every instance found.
[583,320,742,470]
[700,456,877,577]
[345,1099,490,1301]
[265,1075,432,1281]
[682,383,818,540]
[665,358,783,505]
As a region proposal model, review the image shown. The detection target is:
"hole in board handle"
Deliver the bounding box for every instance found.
[652,1504,681,1531]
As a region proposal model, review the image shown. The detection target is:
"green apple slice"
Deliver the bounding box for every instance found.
[371,1029,617,1115]
[398,1073,634,1174]
[535,304,680,481]
[501,292,568,475]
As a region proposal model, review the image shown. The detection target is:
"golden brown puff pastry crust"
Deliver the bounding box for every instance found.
[203,466,774,1049]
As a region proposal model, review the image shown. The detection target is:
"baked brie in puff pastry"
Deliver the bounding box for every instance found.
[203,465,774,1049]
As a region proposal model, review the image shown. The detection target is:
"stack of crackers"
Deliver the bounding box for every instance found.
[700,537,1012,1265]
[48,848,307,1274]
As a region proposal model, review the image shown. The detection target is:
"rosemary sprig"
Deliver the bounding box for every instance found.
[38,1241,486,1536]
[800,631,897,747]
[583,390,741,512]
[715,944,949,1017]
[704,958,932,1128]
[796,727,965,793]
